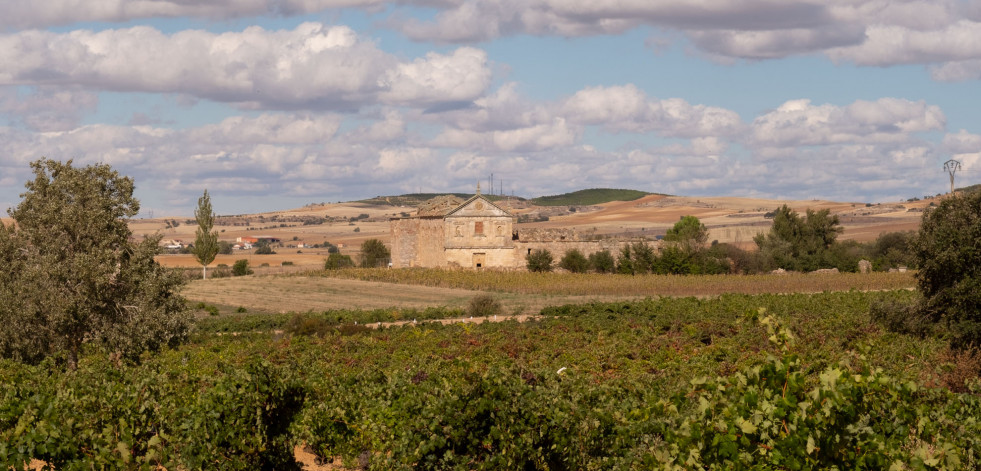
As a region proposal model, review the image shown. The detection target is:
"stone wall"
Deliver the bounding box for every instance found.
[513,239,637,268]
[445,248,516,268]
[390,217,446,268]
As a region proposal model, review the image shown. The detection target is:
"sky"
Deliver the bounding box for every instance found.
[2,1,981,216]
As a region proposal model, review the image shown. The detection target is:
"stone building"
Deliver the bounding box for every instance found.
[390,192,515,269]
[391,192,644,269]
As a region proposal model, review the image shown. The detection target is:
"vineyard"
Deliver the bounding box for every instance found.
[3,290,980,469]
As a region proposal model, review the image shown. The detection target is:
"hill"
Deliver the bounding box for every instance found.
[356,193,520,207]
[530,188,651,206]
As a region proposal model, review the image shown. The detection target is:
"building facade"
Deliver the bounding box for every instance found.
[390,193,515,269]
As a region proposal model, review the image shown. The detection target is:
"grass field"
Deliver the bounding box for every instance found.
[182,275,649,316]
[314,268,917,296]
[181,269,918,320]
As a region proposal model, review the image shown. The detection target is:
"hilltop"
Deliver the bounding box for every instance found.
[531,188,652,206]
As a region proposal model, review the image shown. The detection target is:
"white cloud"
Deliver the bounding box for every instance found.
[0,86,98,131]
[375,147,436,176]
[396,0,636,43]
[930,59,981,82]
[943,130,981,153]
[0,23,492,110]
[687,24,865,60]
[378,47,491,105]
[561,84,744,137]
[751,98,945,148]
[828,21,981,66]
[0,0,443,30]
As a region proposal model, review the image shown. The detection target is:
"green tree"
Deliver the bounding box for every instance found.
[360,239,390,268]
[325,252,354,270]
[665,215,708,253]
[588,249,616,273]
[558,249,589,273]
[191,190,219,279]
[616,245,634,275]
[232,259,253,276]
[255,239,276,255]
[754,205,846,271]
[629,241,656,274]
[218,240,233,255]
[913,192,981,347]
[525,249,553,272]
[0,159,189,369]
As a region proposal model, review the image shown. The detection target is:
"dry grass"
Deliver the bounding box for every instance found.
[315,268,917,297]
[181,275,613,315]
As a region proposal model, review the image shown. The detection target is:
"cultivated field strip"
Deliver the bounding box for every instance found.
[316,269,918,297]
[182,271,918,315]
[181,276,621,314]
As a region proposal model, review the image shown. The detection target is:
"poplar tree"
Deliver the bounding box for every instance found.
[192,189,219,279]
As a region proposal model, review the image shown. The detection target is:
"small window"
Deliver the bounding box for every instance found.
[474,221,484,235]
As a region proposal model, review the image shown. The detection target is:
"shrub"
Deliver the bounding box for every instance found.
[285,314,331,337]
[282,261,294,266]
[913,191,981,348]
[525,249,553,272]
[629,242,656,274]
[558,249,589,273]
[255,240,276,255]
[232,259,253,276]
[616,245,634,275]
[325,253,355,270]
[468,295,502,318]
[360,239,390,268]
[588,250,616,273]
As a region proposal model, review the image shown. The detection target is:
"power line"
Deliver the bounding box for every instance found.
[944,159,962,194]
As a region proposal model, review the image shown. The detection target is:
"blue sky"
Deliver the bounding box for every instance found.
[1,1,980,216]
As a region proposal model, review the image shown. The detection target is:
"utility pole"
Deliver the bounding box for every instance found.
[944,159,962,194]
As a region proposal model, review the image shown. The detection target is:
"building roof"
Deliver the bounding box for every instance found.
[444,193,513,217]
[416,195,465,216]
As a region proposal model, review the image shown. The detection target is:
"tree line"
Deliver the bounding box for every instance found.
[527,208,916,275]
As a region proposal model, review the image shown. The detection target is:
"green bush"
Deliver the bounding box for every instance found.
[285,314,331,337]
[359,239,390,268]
[467,295,502,318]
[255,240,276,255]
[558,249,589,273]
[232,259,253,276]
[325,253,354,270]
[914,191,981,348]
[525,249,553,272]
[588,249,616,273]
